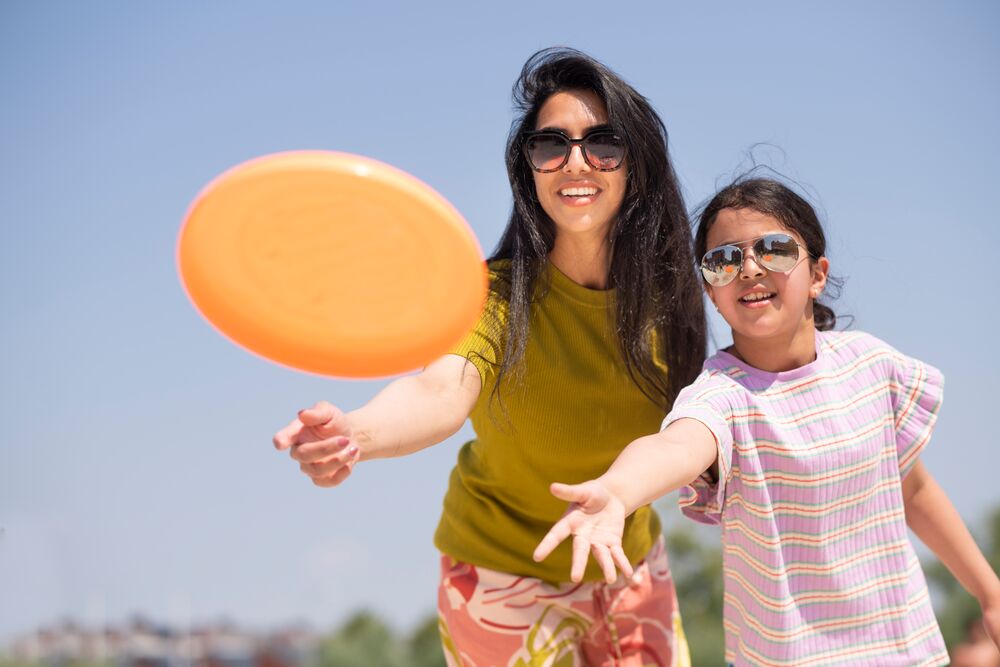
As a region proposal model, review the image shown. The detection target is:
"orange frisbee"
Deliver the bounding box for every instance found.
[177,151,487,378]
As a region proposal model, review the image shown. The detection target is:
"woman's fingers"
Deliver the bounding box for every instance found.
[272,416,306,450]
[298,401,351,437]
[291,436,352,464]
[299,445,357,477]
[312,462,355,488]
[273,401,351,451]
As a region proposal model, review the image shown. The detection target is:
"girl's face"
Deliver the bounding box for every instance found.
[703,207,829,342]
[531,90,627,243]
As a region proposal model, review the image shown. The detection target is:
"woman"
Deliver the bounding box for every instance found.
[273,47,706,666]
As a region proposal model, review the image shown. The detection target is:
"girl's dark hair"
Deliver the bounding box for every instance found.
[694,178,839,330]
[488,47,707,411]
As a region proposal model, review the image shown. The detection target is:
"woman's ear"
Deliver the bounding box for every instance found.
[810,256,830,298]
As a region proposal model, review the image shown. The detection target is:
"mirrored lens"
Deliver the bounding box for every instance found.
[754,234,799,272]
[525,135,569,172]
[583,133,625,170]
[701,245,742,286]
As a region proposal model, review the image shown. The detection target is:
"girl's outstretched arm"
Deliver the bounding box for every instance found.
[533,418,717,583]
[903,461,1000,649]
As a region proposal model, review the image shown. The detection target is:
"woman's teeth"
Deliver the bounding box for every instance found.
[740,292,775,303]
[559,187,598,196]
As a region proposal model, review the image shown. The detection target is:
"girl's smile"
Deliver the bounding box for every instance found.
[704,207,828,371]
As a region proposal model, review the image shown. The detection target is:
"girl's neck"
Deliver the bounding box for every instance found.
[729,322,818,373]
[548,233,611,290]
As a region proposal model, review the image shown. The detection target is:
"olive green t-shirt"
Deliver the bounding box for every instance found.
[433,261,666,583]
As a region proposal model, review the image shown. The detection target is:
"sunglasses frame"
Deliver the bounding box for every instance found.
[522,128,626,173]
[700,233,810,287]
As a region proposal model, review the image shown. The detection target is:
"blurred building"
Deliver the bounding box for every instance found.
[5,617,317,667]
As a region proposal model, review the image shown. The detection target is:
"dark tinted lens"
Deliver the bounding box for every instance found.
[754,234,799,272]
[525,134,569,171]
[583,133,625,170]
[701,245,742,286]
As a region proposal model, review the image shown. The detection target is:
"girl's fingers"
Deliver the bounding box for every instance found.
[533,518,573,563]
[591,543,617,584]
[550,482,587,503]
[570,534,591,583]
[611,544,634,580]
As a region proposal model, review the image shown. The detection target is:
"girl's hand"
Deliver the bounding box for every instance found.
[533,480,634,584]
[273,401,361,487]
[982,600,1000,650]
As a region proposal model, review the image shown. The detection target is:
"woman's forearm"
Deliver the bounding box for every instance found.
[349,354,482,461]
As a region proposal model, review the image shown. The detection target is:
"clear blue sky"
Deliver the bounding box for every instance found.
[2,0,998,643]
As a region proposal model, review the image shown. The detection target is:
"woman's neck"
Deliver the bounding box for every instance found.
[730,321,818,373]
[548,233,611,290]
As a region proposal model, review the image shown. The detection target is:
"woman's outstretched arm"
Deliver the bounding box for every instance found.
[273,354,481,487]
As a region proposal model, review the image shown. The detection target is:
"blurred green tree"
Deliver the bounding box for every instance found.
[312,611,406,667]
[312,610,445,667]
[665,523,725,666]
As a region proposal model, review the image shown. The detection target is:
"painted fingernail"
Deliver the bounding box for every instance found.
[346,445,359,457]
[334,437,350,447]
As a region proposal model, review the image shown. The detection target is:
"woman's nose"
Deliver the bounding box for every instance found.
[563,144,591,173]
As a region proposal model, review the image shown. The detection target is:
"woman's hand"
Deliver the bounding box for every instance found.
[533,480,634,584]
[273,401,361,488]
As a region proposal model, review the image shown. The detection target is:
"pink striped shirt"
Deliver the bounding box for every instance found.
[665,330,947,666]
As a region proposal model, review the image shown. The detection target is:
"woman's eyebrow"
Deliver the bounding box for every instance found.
[535,123,614,135]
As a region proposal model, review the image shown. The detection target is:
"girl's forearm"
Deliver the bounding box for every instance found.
[599,418,718,515]
[904,461,1000,606]
[349,355,481,461]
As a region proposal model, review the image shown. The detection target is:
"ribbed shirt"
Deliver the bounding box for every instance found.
[664,330,947,666]
[434,261,665,583]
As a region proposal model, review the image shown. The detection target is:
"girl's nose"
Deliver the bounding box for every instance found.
[739,252,766,280]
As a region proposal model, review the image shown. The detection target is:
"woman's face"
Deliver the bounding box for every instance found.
[531,89,627,243]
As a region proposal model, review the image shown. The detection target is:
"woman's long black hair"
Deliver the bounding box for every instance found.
[487,47,707,411]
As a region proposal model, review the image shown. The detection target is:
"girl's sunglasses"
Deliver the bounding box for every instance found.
[523,129,626,173]
[700,233,805,287]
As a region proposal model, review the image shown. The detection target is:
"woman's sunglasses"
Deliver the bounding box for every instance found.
[523,129,626,173]
[700,233,806,287]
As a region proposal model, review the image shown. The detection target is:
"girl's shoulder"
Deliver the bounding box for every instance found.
[818,329,926,373]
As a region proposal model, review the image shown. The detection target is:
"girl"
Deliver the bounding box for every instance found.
[534,178,1000,665]
[273,48,706,666]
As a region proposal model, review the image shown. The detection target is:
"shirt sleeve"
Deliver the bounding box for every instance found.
[888,346,944,478]
[448,266,510,389]
[661,378,734,526]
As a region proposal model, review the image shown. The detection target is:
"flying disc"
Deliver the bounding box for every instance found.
[177,151,487,378]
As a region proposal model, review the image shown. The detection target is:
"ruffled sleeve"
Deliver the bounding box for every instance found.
[661,379,734,525]
[888,348,944,478]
